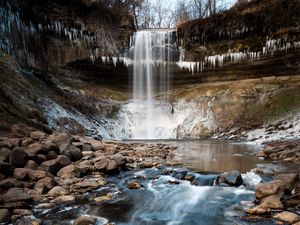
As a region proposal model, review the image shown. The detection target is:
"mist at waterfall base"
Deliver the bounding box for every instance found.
[128,30,177,139]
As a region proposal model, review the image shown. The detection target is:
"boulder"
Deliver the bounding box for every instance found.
[36,154,47,163]
[25,160,38,170]
[47,151,58,160]
[110,154,126,167]
[73,179,99,193]
[57,165,79,179]
[9,138,21,147]
[52,195,75,204]
[214,170,243,187]
[25,143,48,158]
[30,131,46,141]
[273,173,298,192]
[94,194,112,203]
[94,157,109,170]
[273,211,300,224]
[47,186,69,197]
[51,133,71,147]
[15,217,42,225]
[1,188,32,203]
[9,147,28,167]
[74,215,97,225]
[127,181,142,189]
[245,205,269,215]
[40,159,61,175]
[0,139,12,149]
[60,144,82,161]
[260,195,284,210]
[77,161,93,174]
[82,144,92,152]
[256,180,285,200]
[0,162,14,176]
[27,170,47,181]
[140,161,154,169]
[57,155,71,167]
[106,160,118,172]
[90,140,105,151]
[14,168,30,180]
[0,209,11,223]
[0,178,23,189]
[21,138,34,148]
[0,148,10,162]
[34,177,55,194]
[13,209,32,216]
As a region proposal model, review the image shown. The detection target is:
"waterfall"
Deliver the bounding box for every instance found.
[130,30,174,139]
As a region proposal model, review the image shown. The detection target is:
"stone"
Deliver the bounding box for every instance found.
[110,154,126,167]
[51,133,71,147]
[77,161,93,174]
[25,143,48,158]
[0,148,10,161]
[0,162,14,176]
[14,168,30,180]
[245,205,269,215]
[60,144,82,161]
[34,177,55,194]
[9,138,21,147]
[94,157,109,170]
[273,211,300,224]
[106,160,118,172]
[9,147,28,167]
[94,193,112,203]
[73,179,99,193]
[57,155,71,167]
[13,209,32,216]
[21,138,34,147]
[74,215,97,225]
[57,165,79,179]
[0,139,12,149]
[1,188,32,203]
[47,151,58,160]
[0,178,22,189]
[140,161,154,169]
[36,154,47,163]
[256,180,285,199]
[274,173,298,192]
[52,195,75,204]
[40,159,61,175]
[82,144,92,152]
[214,170,243,187]
[0,209,11,223]
[25,160,38,170]
[27,170,47,181]
[47,186,69,197]
[127,181,142,189]
[260,195,284,210]
[30,131,46,141]
[90,140,105,151]
[15,217,42,225]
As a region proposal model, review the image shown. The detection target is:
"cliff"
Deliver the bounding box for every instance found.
[0,0,134,71]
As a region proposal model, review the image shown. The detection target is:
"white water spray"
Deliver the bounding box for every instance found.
[130,30,174,139]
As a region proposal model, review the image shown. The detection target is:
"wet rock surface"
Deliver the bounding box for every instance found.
[0,130,177,224]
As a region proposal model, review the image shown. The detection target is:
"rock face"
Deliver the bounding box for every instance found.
[0,0,134,71]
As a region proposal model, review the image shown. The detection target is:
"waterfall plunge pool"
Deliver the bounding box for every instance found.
[33,140,298,225]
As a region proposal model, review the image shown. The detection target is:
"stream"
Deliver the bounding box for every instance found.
[33,140,298,225]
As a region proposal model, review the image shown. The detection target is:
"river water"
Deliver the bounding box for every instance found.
[34,140,298,225]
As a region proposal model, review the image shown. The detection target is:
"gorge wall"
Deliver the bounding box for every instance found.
[0,0,134,71]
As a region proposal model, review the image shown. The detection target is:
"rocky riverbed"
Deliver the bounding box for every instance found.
[0,126,177,224]
[0,125,299,224]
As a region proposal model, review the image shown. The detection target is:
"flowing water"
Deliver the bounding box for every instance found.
[33,141,298,225]
[130,30,176,139]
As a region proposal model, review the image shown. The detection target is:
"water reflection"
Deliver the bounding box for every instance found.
[175,140,263,173]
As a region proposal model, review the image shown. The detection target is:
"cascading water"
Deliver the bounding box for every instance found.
[129,30,175,139]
